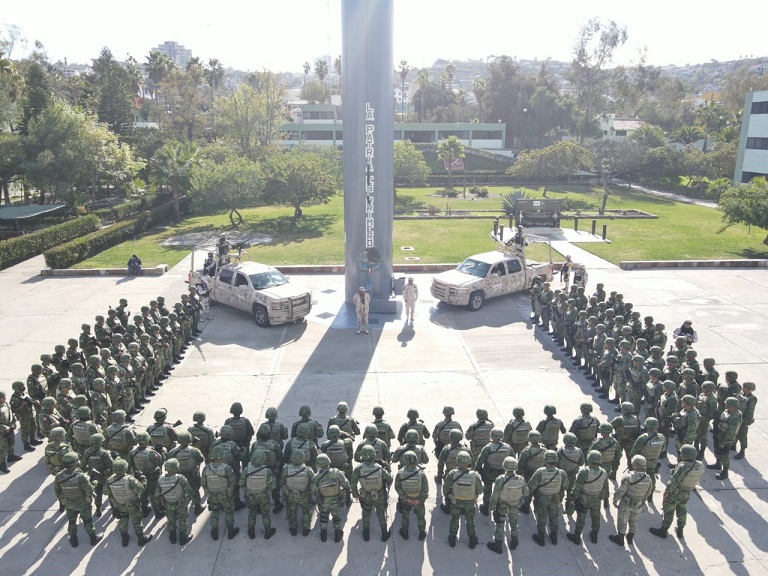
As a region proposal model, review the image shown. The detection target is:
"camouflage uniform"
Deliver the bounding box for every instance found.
[104,460,151,546]
[281,452,315,534]
[80,434,114,516]
[168,432,205,514]
[527,457,568,545]
[630,419,667,500]
[54,455,101,546]
[568,452,609,543]
[202,455,239,538]
[351,446,392,541]
[443,453,483,548]
[504,410,532,456]
[611,457,652,544]
[312,455,351,541]
[241,454,278,539]
[709,398,742,479]
[651,445,704,538]
[129,436,165,516]
[487,458,529,553]
[694,384,718,459]
[156,461,194,542]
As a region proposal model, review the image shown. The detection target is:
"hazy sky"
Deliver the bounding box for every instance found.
[3,0,765,72]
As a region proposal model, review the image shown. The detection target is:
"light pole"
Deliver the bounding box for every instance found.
[521,107,528,150]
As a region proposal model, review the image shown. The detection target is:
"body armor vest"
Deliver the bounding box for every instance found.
[558,447,583,473]
[486,443,512,470]
[284,465,309,492]
[59,472,83,499]
[677,462,704,490]
[508,420,532,445]
[358,465,384,492]
[245,466,269,494]
[109,475,137,505]
[638,433,665,462]
[159,475,184,502]
[580,467,606,496]
[317,471,341,498]
[497,475,526,505]
[72,421,93,445]
[452,471,477,500]
[205,465,229,493]
[537,469,562,496]
[325,441,349,468]
[624,471,652,501]
[400,469,423,498]
[540,419,562,446]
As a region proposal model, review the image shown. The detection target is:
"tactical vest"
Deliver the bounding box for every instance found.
[444,445,463,472]
[205,466,229,493]
[677,462,705,491]
[109,475,138,505]
[486,443,512,470]
[289,439,311,462]
[317,471,342,498]
[452,471,477,500]
[72,421,93,445]
[574,417,598,444]
[624,472,652,501]
[537,468,562,496]
[717,412,735,436]
[497,475,525,506]
[189,424,212,454]
[580,467,606,497]
[400,469,423,498]
[46,443,68,469]
[697,395,716,417]
[558,447,583,474]
[59,472,83,500]
[131,448,153,473]
[227,417,248,444]
[403,422,426,444]
[284,465,309,492]
[436,420,461,446]
[159,475,184,503]
[525,446,546,473]
[362,439,384,462]
[245,466,269,495]
[325,441,349,469]
[374,420,391,443]
[739,395,750,414]
[170,447,197,474]
[615,416,640,444]
[508,420,532,445]
[598,439,618,464]
[212,440,236,466]
[148,423,172,449]
[267,422,284,444]
[358,465,384,492]
[471,421,493,447]
[252,444,277,468]
[331,417,355,437]
[106,425,129,451]
[540,419,562,446]
[638,433,665,462]
[86,450,107,473]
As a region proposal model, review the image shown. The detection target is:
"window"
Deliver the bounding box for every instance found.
[218,269,234,285]
[507,259,522,273]
[404,130,434,143]
[438,130,469,139]
[471,130,502,140]
[235,273,249,287]
[615,130,627,136]
[491,263,507,277]
[746,137,768,150]
[751,101,768,114]
[304,131,334,140]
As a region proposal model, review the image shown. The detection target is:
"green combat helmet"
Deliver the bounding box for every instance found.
[644,417,659,430]
[631,455,647,469]
[328,425,341,440]
[513,407,525,418]
[563,432,577,446]
[620,402,634,415]
[165,458,179,472]
[290,450,305,465]
[580,403,593,414]
[544,450,558,463]
[502,457,518,472]
[90,433,105,447]
[401,451,418,466]
[316,454,331,469]
[456,451,472,465]
[230,402,243,415]
[62,452,79,467]
[299,405,312,417]
[543,405,556,416]
[587,450,602,465]
[599,423,613,434]
[527,431,542,443]
[113,459,129,474]
[680,445,697,461]
[360,445,376,461]
[449,429,464,442]
[251,451,266,466]
[372,406,385,417]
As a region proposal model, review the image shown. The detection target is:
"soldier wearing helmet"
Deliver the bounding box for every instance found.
[202,446,239,540]
[432,406,462,459]
[707,397,743,481]
[104,458,153,547]
[281,450,314,537]
[188,411,215,461]
[67,406,101,458]
[735,382,757,461]
[240,450,277,541]
[504,407,532,456]
[629,417,667,503]
[650,444,704,539]
[589,424,619,505]
[104,410,136,460]
[44,426,73,478]
[225,402,255,464]
[155,458,194,545]
[354,424,391,467]
[37,396,68,440]
[397,408,430,446]
[54,450,103,547]
[556,432,585,515]
[326,401,360,440]
[311,452,351,543]
[486,456,528,554]
[437,428,472,513]
[147,408,179,452]
[392,429,429,470]
[210,424,245,510]
[128,431,164,519]
[610,403,641,481]
[10,380,40,452]
[168,430,206,515]
[673,395,700,466]
[261,407,288,449]
[569,403,600,456]
[702,357,719,386]
[566,450,608,545]
[79,323,100,360]
[609,454,652,548]
[251,422,285,513]
[351,444,392,542]
[291,405,324,445]
[644,368,664,421]
[476,428,513,517]
[465,408,494,456]
[626,355,649,416]
[527,450,568,547]
[678,368,700,401]
[80,432,113,518]
[694,381,717,460]
[371,406,396,449]
[394,451,428,542]
[536,405,566,451]
[518,430,546,486]
[284,422,319,472]
[597,338,617,400]
[443,450,482,549]
[658,380,679,440]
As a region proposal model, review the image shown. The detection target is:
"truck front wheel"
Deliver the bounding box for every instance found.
[253,305,270,327]
[468,291,484,311]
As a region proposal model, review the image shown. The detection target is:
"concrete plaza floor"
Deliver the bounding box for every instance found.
[0,252,766,575]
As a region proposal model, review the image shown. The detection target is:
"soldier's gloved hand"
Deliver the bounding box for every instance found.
[133,471,144,480]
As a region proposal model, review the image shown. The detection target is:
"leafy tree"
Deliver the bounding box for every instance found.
[526,87,577,148]
[472,77,486,119]
[678,147,710,192]
[394,140,430,187]
[158,68,207,141]
[314,57,328,101]
[706,177,733,202]
[149,140,202,220]
[707,141,737,182]
[300,80,326,104]
[506,141,591,195]
[482,55,536,147]
[630,124,666,149]
[568,18,627,139]
[695,100,727,152]
[437,135,465,192]
[145,50,176,103]
[263,145,340,219]
[639,146,679,182]
[191,152,264,224]
[204,58,225,135]
[92,47,135,134]
[19,60,53,135]
[588,139,643,212]
[0,132,22,204]
[672,125,704,146]
[718,177,768,244]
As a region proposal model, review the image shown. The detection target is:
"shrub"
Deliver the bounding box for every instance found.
[438,188,459,198]
[91,196,158,223]
[0,214,101,270]
[427,204,442,216]
[471,186,489,198]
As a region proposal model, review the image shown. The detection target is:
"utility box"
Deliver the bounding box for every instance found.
[517,199,562,228]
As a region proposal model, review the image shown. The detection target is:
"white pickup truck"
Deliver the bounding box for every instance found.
[189,249,311,327]
[431,249,553,311]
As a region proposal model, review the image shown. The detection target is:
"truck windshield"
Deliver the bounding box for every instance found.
[249,270,288,290]
[456,258,491,278]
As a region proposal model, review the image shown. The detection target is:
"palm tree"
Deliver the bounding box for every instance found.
[145,50,176,102]
[437,135,465,192]
[695,99,724,152]
[472,78,486,120]
[416,68,430,122]
[672,125,704,147]
[334,55,342,94]
[149,141,202,221]
[398,60,410,120]
[0,51,12,76]
[302,61,311,85]
[205,58,225,139]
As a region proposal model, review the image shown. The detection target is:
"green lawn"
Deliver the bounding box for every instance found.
[74,184,768,269]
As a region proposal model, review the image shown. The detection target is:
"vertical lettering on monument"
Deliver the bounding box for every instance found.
[365,103,375,249]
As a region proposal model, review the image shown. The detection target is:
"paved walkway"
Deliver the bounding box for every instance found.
[0,250,767,575]
[613,180,719,209]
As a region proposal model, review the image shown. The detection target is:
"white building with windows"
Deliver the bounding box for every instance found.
[734,90,768,183]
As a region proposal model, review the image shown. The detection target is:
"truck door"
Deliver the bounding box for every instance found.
[484,262,506,298]
[506,258,526,293]
[215,268,236,305]
[232,272,253,312]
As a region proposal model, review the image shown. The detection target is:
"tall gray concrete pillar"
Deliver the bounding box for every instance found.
[341,0,395,311]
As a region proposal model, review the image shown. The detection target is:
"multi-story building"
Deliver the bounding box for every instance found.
[152,41,193,70]
[734,90,768,183]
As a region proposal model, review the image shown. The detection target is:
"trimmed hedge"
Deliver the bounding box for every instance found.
[0,214,101,270]
[43,201,177,269]
[90,196,165,223]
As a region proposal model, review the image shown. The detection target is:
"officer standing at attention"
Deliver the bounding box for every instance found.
[650,444,704,539]
[609,454,652,547]
[54,452,103,548]
[486,456,529,553]
[443,450,483,549]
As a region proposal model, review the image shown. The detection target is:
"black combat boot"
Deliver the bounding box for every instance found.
[334,529,343,543]
[609,533,625,546]
[626,532,634,545]
[550,531,558,545]
[264,527,276,539]
[363,527,370,541]
[169,530,177,544]
[469,535,478,549]
[121,533,130,547]
[448,534,457,547]
[138,534,153,546]
[509,536,518,550]
[24,442,35,451]
[320,528,328,542]
[479,503,489,516]
[533,531,546,546]
[649,526,667,538]
[89,532,103,546]
[302,527,311,537]
[70,533,79,547]
[707,461,722,470]
[227,526,240,539]
[0,462,9,473]
[418,531,426,541]
[381,529,391,542]
[399,528,409,540]
[566,532,581,544]
[675,526,684,539]
[211,526,219,540]
[589,530,598,543]
[734,449,745,460]
[179,533,192,545]
[248,525,256,539]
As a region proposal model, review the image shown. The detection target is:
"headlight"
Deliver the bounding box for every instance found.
[270,301,288,311]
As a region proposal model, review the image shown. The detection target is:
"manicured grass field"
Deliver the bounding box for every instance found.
[74,184,768,269]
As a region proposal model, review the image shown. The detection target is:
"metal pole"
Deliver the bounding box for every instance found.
[602,224,607,240]
[574,217,579,232]
[591,220,596,235]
